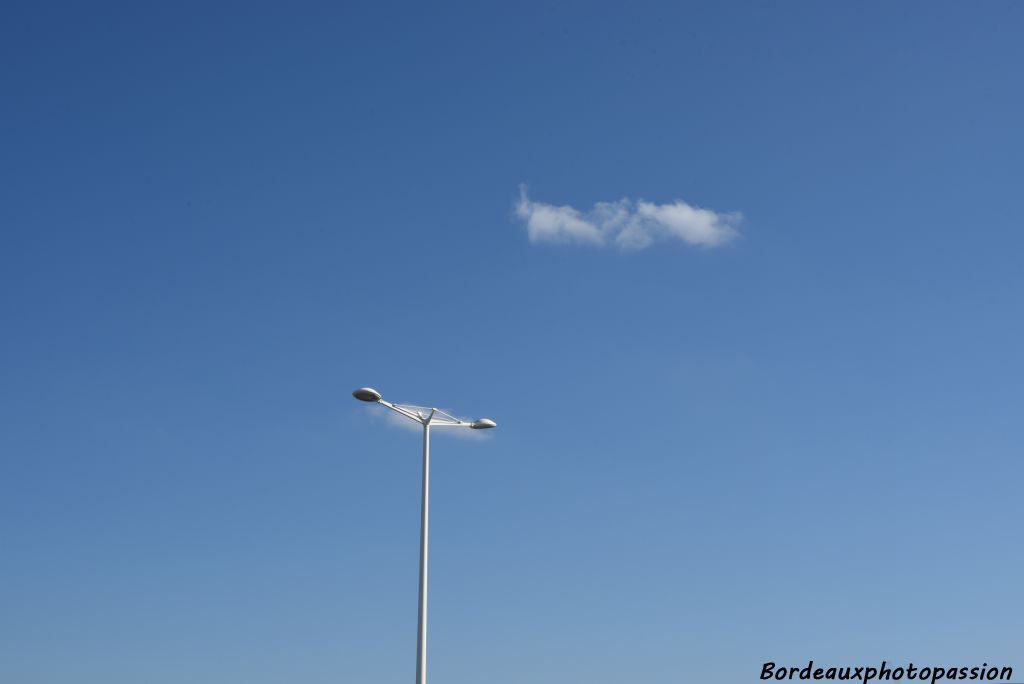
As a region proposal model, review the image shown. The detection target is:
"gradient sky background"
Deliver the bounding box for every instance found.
[2,2,1023,683]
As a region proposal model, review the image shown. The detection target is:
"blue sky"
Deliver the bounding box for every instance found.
[2,2,1022,682]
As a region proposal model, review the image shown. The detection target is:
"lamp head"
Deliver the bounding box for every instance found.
[470,418,497,430]
[352,387,382,402]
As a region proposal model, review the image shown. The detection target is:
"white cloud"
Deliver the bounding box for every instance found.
[514,191,605,246]
[515,186,740,249]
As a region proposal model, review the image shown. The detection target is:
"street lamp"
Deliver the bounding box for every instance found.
[353,387,496,684]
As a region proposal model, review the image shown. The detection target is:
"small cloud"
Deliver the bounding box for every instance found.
[371,406,422,434]
[514,189,604,245]
[515,186,740,249]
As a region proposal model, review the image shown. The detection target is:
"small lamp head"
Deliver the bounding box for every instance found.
[352,387,383,402]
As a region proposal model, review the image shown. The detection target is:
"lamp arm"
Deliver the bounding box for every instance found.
[379,400,427,424]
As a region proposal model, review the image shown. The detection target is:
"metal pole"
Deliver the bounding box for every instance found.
[415,424,430,684]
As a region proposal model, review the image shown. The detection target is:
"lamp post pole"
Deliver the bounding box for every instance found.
[416,423,429,684]
[352,387,496,684]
